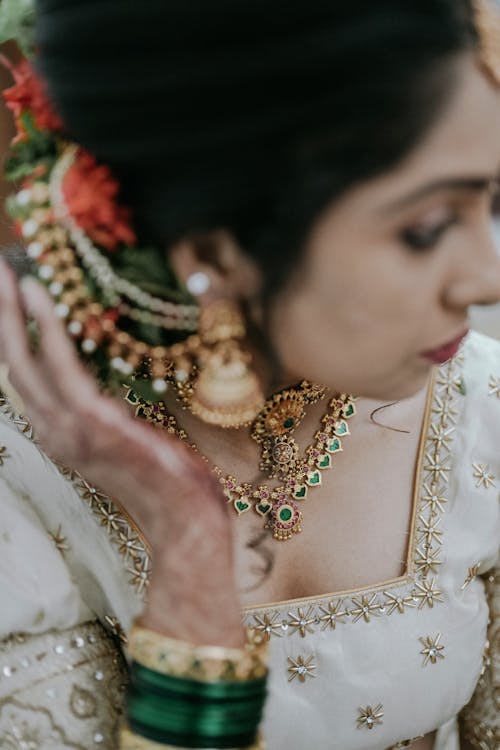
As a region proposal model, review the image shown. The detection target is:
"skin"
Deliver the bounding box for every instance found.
[0,54,499,750]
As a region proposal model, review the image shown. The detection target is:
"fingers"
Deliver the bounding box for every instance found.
[0,258,57,413]
[19,276,99,407]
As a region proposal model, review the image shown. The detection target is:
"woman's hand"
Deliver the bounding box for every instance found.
[0,258,244,646]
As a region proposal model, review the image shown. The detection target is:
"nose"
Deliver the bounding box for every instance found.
[445,220,500,310]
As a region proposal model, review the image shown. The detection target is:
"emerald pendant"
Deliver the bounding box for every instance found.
[306,470,322,487]
[256,500,272,516]
[234,499,251,515]
[343,402,356,418]
[326,438,342,454]
[293,485,308,500]
[335,420,349,436]
[317,453,331,469]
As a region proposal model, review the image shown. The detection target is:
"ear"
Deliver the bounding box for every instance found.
[168,229,262,303]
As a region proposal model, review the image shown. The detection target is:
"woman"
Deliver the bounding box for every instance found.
[0,1,499,749]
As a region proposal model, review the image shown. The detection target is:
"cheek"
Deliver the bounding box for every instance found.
[271,261,435,397]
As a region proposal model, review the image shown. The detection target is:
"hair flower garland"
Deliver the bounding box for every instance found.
[62,150,137,251]
[1,56,64,142]
[2,54,199,402]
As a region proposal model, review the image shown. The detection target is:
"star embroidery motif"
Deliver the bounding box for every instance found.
[48,525,70,556]
[420,633,445,666]
[461,563,482,591]
[351,594,380,624]
[436,374,466,397]
[127,557,151,594]
[357,704,384,730]
[488,376,500,398]
[383,592,416,615]
[104,615,127,644]
[74,480,107,509]
[423,453,451,483]
[415,546,442,577]
[420,483,448,515]
[0,445,10,466]
[431,395,458,426]
[416,514,443,546]
[428,423,455,452]
[251,612,284,641]
[117,529,144,560]
[288,606,316,637]
[318,600,347,630]
[99,501,123,533]
[413,577,444,609]
[472,463,496,489]
[287,654,317,683]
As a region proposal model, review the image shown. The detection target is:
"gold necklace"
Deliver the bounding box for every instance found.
[126,384,356,541]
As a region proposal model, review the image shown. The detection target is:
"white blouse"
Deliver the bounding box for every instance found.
[0,331,498,750]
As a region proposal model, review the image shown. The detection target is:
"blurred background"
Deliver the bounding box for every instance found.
[0,41,499,342]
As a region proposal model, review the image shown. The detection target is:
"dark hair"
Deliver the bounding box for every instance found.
[35,0,477,299]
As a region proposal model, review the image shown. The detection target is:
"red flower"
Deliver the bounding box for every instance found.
[1,57,64,142]
[62,150,137,251]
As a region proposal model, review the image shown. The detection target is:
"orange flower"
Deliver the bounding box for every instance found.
[62,150,137,251]
[1,57,64,142]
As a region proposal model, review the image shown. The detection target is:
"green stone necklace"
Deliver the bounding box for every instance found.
[127,386,356,541]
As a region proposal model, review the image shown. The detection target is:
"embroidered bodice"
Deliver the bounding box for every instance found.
[0,332,498,749]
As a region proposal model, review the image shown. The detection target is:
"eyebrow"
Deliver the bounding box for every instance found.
[380,174,499,214]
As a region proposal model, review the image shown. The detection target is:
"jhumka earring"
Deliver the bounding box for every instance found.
[187,299,265,428]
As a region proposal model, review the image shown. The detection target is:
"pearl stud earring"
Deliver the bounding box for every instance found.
[186,271,211,296]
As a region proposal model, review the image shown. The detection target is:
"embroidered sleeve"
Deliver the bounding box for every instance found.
[460,563,500,750]
[0,621,128,749]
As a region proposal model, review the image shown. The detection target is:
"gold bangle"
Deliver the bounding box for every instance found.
[120,725,264,750]
[128,625,268,683]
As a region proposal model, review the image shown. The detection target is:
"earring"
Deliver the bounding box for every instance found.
[186,271,211,296]
[188,299,265,428]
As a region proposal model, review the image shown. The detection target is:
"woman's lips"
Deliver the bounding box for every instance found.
[421,330,469,365]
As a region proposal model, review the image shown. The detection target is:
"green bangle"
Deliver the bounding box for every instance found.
[131,661,267,701]
[120,725,264,749]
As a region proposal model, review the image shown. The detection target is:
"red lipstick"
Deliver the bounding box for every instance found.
[421,330,469,365]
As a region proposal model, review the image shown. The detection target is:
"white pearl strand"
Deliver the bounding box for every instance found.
[47,145,200,331]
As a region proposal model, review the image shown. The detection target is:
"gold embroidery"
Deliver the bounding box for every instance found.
[488,375,500,398]
[461,563,482,591]
[0,445,10,466]
[357,704,384,730]
[389,737,425,749]
[103,615,128,645]
[48,525,70,557]
[318,600,347,630]
[419,634,445,666]
[251,612,285,641]
[242,354,463,638]
[350,594,380,623]
[0,391,152,598]
[287,655,316,683]
[472,463,497,489]
[413,578,444,609]
[287,606,316,637]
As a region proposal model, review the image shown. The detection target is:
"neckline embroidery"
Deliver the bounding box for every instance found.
[242,352,465,638]
[0,348,465,625]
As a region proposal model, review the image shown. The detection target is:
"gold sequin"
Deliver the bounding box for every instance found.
[472,463,496,489]
[357,704,384,730]
[287,655,317,683]
[419,634,445,666]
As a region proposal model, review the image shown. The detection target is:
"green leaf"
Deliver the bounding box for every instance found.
[0,0,36,56]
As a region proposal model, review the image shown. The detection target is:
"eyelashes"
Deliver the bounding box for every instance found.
[400,215,459,252]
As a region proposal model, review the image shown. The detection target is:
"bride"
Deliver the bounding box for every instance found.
[0,1,499,748]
